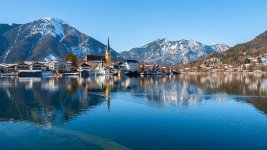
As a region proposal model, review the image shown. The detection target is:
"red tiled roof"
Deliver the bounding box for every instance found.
[83,55,106,62]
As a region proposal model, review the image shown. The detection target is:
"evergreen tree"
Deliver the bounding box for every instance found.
[65,53,78,67]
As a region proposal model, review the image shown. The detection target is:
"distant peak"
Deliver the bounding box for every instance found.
[189,39,197,42]
[154,38,168,43]
[41,17,52,21]
[28,17,66,41]
[38,17,66,24]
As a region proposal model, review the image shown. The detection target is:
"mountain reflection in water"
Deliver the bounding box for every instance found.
[0,73,267,127]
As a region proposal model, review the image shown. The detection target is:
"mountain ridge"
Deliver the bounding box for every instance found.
[120,38,230,65]
[192,30,267,66]
[0,17,118,63]
[0,17,230,65]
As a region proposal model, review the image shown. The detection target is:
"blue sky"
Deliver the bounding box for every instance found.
[1,0,267,52]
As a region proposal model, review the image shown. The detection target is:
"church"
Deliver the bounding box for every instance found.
[83,37,112,69]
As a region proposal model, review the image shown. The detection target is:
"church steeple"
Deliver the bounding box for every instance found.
[105,37,111,64]
[107,37,110,53]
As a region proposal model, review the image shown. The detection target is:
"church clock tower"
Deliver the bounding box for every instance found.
[105,37,111,64]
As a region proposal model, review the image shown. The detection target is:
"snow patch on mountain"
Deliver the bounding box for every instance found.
[27,17,65,41]
[44,54,58,62]
[211,44,230,52]
[2,49,11,63]
[0,17,119,63]
[121,38,230,65]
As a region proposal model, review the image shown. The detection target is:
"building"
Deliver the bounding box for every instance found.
[48,61,72,71]
[5,65,16,73]
[124,60,139,72]
[114,62,126,70]
[16,63,30,70]
[142,64,160,72]
[31,62,48,71]
[49,60,59,70]
[83,55,106,69]
[0,64,8,73]
[83,37,112,69]
[105,37,111,65]
[79,62,91,71]
[65,61,72,71]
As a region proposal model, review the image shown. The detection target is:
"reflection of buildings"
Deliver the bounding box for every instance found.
[82,37,112,69]
[120,76,205,106]
[1,73,267,127]
[78,76,114,113]
[120,74,267,107]
[180,73,267,97]
[0,78,106,127]
[177,73,267,114]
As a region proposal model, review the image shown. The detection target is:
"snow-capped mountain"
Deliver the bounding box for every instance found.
[120,39,230,65]
[0,17,118,63]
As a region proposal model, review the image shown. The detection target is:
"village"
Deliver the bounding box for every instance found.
[176,54,267,73]
[0,38,177,78]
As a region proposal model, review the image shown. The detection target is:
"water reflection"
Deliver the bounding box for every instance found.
[179,73,267,96]
[0,73,267,127]
[123,76,206,106]
[177,73,267,114]
[0,77,106,127]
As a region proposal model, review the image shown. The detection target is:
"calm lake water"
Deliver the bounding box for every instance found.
[1,73,267,150]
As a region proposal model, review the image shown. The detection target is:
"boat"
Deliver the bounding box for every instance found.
[80,70,101,77]
[41,71,57,78]
[62,72,79,77]
[1,72,18,77]
[140,71,164,76]
[18,70,42,77]
[125,71,140,77]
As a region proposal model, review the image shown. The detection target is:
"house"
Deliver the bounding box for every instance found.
[79,62,91,71]
[83,37,112,69]
[16,63,30,70]
[65,61,72,71]
[48,61,71,71]
[31,62,47,71]
[38,61,50,68]
[143,64,160,72]
[83,55,106,69]
[6,65,16,73]
[49,60,59,70]
[0,64,7,73]
[124,60,139,72]
[113,62,126,70]
[78,62,92,77]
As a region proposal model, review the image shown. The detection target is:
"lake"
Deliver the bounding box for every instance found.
[0,73,267,150]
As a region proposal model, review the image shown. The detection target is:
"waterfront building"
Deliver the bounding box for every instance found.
[65,61,72,71]
[31,62,48,71]
[79,62,91,71]
[83,37,112,69]
[124,60,139,72]
[5,65,16,73]
[0,64,8,73]
[49,60,59,70]
[16,63,30,70]
[142,64,160,72]
[49,61,71,71]
[83,55,106,69]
